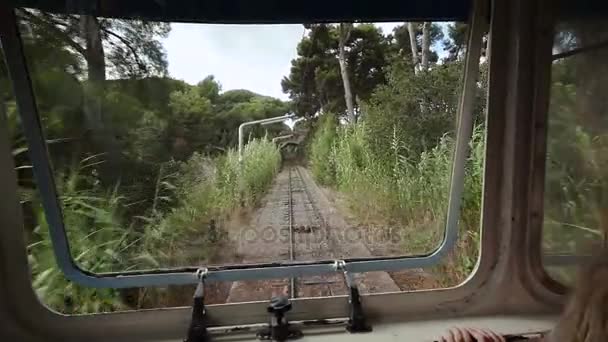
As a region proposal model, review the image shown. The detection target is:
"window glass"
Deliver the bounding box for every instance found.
[543,19,608,284]
[5,9,484,312]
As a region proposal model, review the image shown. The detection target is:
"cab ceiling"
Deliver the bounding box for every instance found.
[9,0,472,23]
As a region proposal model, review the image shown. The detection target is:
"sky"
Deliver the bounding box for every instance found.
[161,23,403,100]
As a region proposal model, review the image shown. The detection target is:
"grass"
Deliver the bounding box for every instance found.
[308,116,485,286]
[540,80,608,284]
[26,137,281,313]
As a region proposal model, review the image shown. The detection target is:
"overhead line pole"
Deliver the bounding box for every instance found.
[238,113,295,164]
[237,113,295,206]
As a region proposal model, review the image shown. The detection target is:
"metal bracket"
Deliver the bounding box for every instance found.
[334,261,372,333]
[184,268,211,342]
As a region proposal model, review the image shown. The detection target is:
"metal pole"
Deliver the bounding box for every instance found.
[272,134,293,143]
[237,113,295,206]
[238,113,295,164]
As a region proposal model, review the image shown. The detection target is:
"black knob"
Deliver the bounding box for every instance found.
[267,296,292,314]
[257,296,303,341]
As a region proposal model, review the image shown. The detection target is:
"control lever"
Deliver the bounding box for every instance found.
[184,269,211,342]
[257,296,303,341]
[334,260,372,333]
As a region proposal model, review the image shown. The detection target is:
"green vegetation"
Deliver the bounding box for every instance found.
[308,101,484,287]
[1,9,602,313]
[303,22,607,287]
[1,11,287,313]
[300,24,485,285]
[542,24,608,282]
[1,16,482,310]
[27,139,280,313]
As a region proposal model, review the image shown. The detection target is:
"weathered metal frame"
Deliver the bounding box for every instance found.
[0,0,572,341]
[0,1,485,289]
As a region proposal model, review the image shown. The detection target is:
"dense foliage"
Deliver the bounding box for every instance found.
[306,21,607,287]
[281,22,466,120]
[543,20,608,275]
[2,13,287,312]
[308,55,485,285]
[27,139,280,313]
[2,11,604,312]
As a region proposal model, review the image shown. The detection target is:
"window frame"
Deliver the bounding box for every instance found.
[0,0,571,340]
[1,2,486,289]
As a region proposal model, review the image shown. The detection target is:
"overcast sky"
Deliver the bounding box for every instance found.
[162,23,403,100]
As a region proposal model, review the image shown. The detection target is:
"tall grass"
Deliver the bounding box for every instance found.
[26,137,281,313]
[541,80,608,283]
[135,138,281,268]
[28,160,135,313]
[309,114,338,185]
[308,116,485,286]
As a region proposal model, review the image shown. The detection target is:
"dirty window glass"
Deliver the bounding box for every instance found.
[7,10,484,313]
[543,18,608,284]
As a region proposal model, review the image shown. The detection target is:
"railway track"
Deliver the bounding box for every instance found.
[225,166,398,303]
[286,166,347,298]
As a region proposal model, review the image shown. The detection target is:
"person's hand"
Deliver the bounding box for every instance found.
[437,327,506,342]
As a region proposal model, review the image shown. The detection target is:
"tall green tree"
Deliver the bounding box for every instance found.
[197,75,222,103]
[392,22,444,71]
[442,23,468,62]
[282,24,391,119]
[363,59,466,162]
[281,24,337,117]
[130,76,291,160]
[338,23,355,123]
[17,9,170,182]
[18,10,170,80]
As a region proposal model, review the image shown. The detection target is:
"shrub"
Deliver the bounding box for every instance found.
[308,116,485,285]
[27,137,281,313]
[309,114,338,185]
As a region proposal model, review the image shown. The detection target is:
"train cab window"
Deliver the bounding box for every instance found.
[543,17,608,285]
[2,7,486,313]
[0,0,492,315]
[4,1,578,341]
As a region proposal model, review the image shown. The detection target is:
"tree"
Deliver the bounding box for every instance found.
[421,22,431,70]
[213,89,289,147]
[443,23,468,62]
[395,22,443,72]
[17,9,170,182]
[338,23,356,123]
[18,11,170,80]
[169,87,212,117]
[281,24,337,116]
[363,60,466,162]
[197,75,222,103]
[347,24,391,121]
[282,24,391,119]
[407,23,419,67]
[166,87,213,159]
[133,76,291,159]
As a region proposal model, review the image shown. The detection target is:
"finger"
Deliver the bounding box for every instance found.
[468,328,493,342]
[436,329,450,342]
[447,328,457,342]
[457,327,474,342]
[471,328,503,342]
[451,327,465,342]
[482,328,505,342]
